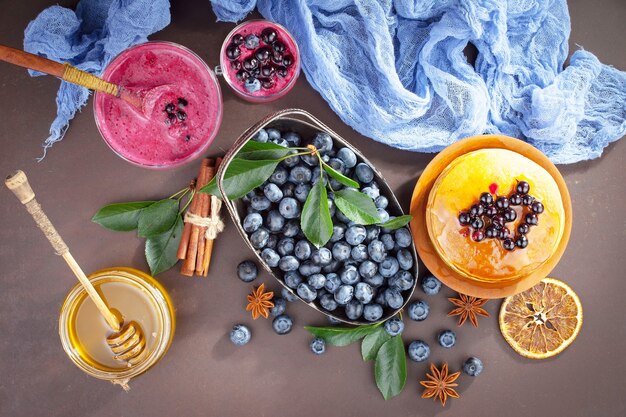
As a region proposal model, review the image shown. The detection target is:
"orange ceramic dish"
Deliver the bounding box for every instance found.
[426,148,565,283]
[410,135,572,299]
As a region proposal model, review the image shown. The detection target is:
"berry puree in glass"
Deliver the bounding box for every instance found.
[94,42,222,168]
[221,20,300,102]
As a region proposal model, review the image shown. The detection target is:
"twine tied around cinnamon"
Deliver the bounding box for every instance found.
[183,195,224,240]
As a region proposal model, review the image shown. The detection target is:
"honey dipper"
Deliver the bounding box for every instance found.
[5,171,146,362]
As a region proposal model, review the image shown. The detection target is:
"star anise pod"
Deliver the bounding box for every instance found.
[246,283,274,320]
[420,363,460,407]
[448,293,489,327]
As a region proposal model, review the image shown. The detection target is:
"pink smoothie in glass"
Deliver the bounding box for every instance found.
[221,20,300,102]
[94,42,222,168]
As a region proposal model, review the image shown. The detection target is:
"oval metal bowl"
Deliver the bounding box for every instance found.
[216,109,419,325]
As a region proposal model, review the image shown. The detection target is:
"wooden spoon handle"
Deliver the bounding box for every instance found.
[5,170,121,332]
[0,44,119,96]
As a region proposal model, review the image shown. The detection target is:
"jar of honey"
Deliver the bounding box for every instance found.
[59,267,175,387]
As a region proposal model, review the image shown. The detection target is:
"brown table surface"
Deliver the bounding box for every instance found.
[1,1,625,416]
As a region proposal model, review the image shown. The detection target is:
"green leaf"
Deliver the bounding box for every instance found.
[301,180,334,248]
[304,324,379,347]
[137,199,179,238]
[145,216,183,275]
[92,201,155,231]
[322,163,360,188]
[375,335,407,400]
[237,140,292,160]
[361,326,391,361]
[334,189,381,225]
[199,158,280,200]
[380,215,413,230]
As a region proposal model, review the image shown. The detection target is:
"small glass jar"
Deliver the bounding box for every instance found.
[219,20,301,103]
[59,267,175,387]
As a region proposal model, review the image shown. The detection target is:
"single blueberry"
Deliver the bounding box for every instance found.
[284,271,303,289]
[250,195,271,211]
[365,226,381,243]
[345,225,367,246]
[380,233,395,251]
[297,282,317,302]
[310,337,326,355]
[311,167,328,185]
[384,318,405,336]
[332,241,351,262]
[384,288,404,310]
[270,166,288,185]
[299,261,322,277]
[279,255,300,272]
[336,147,357,168]
[294,240,312,260]
[334,285,354,305]
[340,265,360,285]
[438,330,456,348]
[289,166,312,184]
[375,195,388,209]
[307,273,326,290]
[319,293,338,311]
[253,129,269,142]
[272,314,293,335]
[282,220,300,237]
[294,183,311,202]
[377,208,390,223]
[242,212,262,233]
[421,275,442,295]
[408,340,430,362]
[281,287,298,302]
[267,128,281,141]
[283,131,301,146]
[355,163,374,183]
[463,357,484,377]
[407,300,429,321]
[324,273,341,293]
[237,260,258,282]
[261,248,280,267]
[244,77,261,93]
[327,158,345,175]
[230,324,251,346]
[351,244,368,262]
[362,186,379,200]
[282,152,300,168]
[312,132,334,154]
[363,303,384,322]
[358,260,378,279]
[389,270,414,291]
[301,153,318,167]
[354,282,374,304]
[395,228,412,248]
[265,234,277,250]
[263,183,283,202]
[379,257,400,278]
[345,299,364,320]
[244,34,260,49]
[278,197,300,219]
[277,237,295,256]
[266,210,285,232]
[311,248,333,266]
[397,249,414,270]
[330,223,347,242]
[270,297,287,317]
[367,240,387,263]
[364,273,384,288]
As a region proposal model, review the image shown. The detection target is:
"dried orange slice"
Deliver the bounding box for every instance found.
[499,278,582,359]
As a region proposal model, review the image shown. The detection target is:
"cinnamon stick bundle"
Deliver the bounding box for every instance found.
[200,157,223,276]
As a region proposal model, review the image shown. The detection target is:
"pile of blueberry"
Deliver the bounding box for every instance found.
[163,97,191,140]
[239,127,417,323]
[458,180,544,251]
[226,27,294,93]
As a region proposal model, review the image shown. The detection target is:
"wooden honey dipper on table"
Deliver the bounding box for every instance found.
[5,171,146,362]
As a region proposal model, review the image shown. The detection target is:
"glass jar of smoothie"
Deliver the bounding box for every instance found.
[220,20,301,103]
[58,267,175,388]
[94,41,222,169]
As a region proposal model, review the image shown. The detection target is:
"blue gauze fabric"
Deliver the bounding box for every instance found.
[23,0,171,160]
[210,0,626,164]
